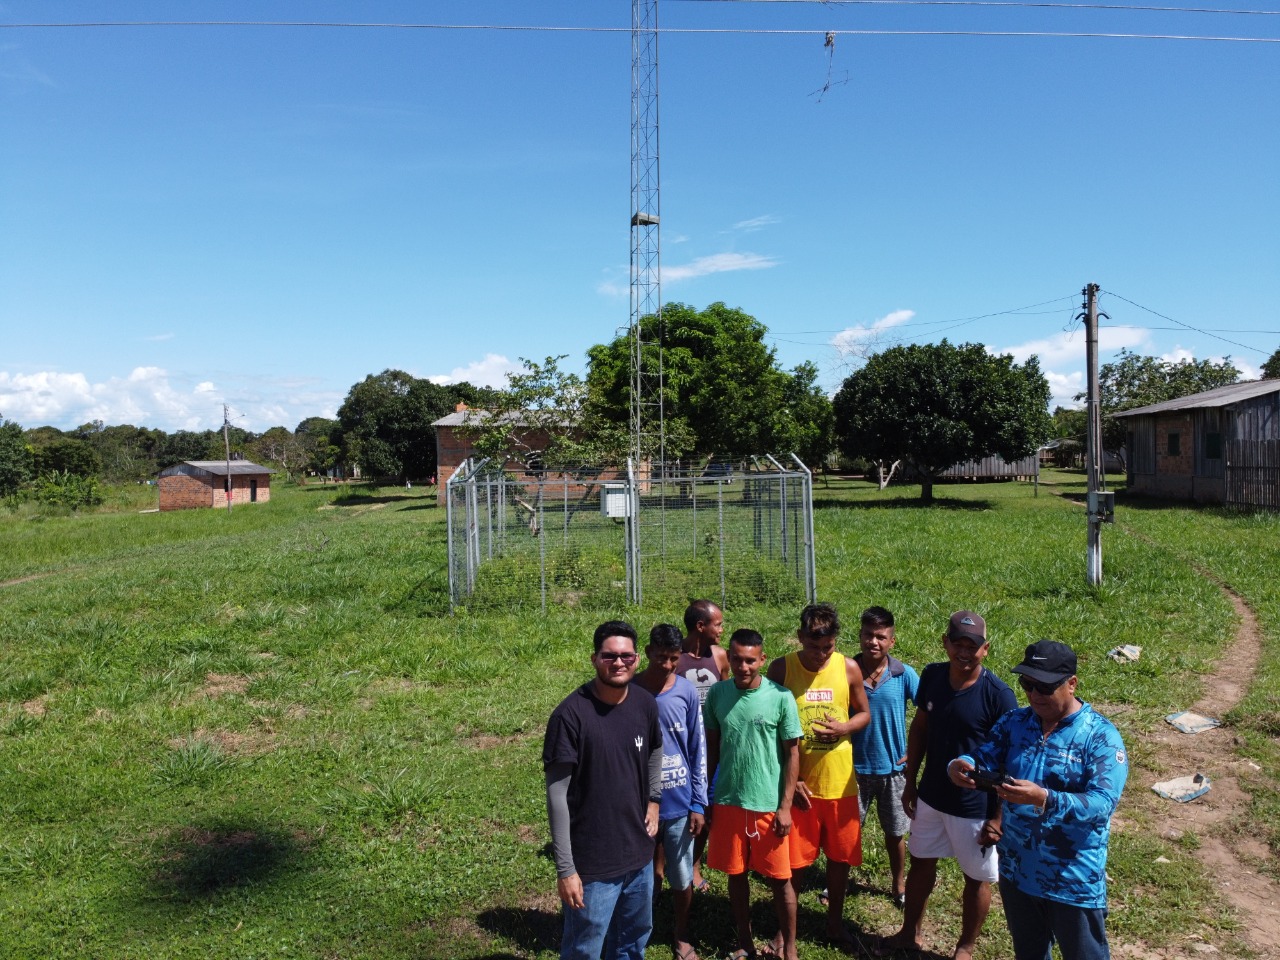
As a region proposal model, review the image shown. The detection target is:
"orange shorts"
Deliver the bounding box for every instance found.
[707,804,793,880]
[789,795,863,868]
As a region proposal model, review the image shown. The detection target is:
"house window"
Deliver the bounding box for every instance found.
[1167,431,1181,456]
[1205,432,1223,460]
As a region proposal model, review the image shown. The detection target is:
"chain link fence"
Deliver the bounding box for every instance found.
[445,457,816,613]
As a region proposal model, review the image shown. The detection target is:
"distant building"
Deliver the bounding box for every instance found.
[1112,379,1280,508]
[158,460,275,511]
[432,404,573,486]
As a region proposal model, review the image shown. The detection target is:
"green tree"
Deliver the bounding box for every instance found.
[32,437,102,478]
[585,302,817,461]
[296,417,343,479]
[337,370,474,481]
[1087,349,1241,458]
[1262,347,1280,380]
[250,426,306,478]
[833,340,1052,503]
[0,416,34,495]
[461,356,604,470]
[771,361,835,471]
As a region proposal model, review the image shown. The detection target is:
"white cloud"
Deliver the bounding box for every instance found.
[997,325,1152,369]
[1044,369,1085,410]
[662,252,778,283]
[732,215,780,232]
[831,309,916,356]
[0,367,218,431]
[428,353,520,389]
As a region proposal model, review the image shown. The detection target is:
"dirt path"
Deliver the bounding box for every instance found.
[1115,581,1280,958]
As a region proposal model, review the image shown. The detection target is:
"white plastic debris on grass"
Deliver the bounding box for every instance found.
[1165,711,1221,734]
[1152,773,1211,803]
[1108,644,1142,663]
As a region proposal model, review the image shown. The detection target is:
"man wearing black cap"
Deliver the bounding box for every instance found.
[948,640,1128,960]
[880,611,1017,960]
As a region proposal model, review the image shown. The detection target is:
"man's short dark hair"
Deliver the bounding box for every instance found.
[594,620,638,653]
[861,605,895,630]
[648,623,684,653]
[683,599,719,633]
[728,628,764,650]
[799,603,840,638]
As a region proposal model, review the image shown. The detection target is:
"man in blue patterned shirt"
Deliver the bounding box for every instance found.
[949,640,1128,960]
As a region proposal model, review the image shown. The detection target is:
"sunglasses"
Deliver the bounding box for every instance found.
[1018,675,1068,696]
[597,652,638,665]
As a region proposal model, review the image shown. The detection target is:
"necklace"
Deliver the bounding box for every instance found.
[863,658,888,688]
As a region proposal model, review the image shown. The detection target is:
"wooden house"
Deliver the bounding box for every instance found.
[1112,379,1280,508]
[158,460,275,511]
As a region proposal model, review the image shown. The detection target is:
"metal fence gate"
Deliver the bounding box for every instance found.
[446,456,816,613]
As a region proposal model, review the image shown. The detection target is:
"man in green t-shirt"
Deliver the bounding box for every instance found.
[704,629,803,960]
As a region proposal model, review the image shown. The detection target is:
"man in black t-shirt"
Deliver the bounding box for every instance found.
[879,611,1017,960]
[543,621,664,960]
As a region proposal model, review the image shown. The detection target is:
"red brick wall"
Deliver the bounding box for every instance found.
[159,473,271,510]
[159,473,215,511]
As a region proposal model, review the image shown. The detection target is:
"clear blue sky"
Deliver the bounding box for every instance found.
[3,1,1277,432]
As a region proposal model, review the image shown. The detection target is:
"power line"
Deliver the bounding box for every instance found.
[1,22,1277,43]
[674,0,1280,15]
[1100,290,1269,355]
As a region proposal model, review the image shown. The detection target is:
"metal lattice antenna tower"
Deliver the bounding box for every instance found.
[630,0,664,469]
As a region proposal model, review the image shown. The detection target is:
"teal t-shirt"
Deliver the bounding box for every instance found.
[703,678,802,814]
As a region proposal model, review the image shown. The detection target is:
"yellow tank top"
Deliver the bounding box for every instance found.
[783,650,857,799]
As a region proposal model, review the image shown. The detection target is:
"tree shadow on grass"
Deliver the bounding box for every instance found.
[813,495,996,512]
[135,818,310,904]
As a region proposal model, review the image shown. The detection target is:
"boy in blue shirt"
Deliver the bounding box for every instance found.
[634,624,708,960]
[851,606,919,910]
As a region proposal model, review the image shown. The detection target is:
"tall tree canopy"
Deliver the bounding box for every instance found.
[1262,347,1280,380]
[585,302,833,464]
[1087,349,1241,455]
[337,370,481,481]
[833,340,1052,502]
[0,416,33,496]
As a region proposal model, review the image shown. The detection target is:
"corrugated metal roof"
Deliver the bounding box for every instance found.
[159,460,275,477]
[1111,379,1280,418]
[431,409,573,428]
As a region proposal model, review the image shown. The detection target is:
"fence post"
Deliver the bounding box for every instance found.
[718,479,727,609]
[539,494,547,615]
[790,454,817,603]
[445,459,462,612]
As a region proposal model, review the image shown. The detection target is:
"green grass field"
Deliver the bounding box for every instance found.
[0,473,1274,958]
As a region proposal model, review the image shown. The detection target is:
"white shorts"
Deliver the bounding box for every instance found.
[907,797,999,883]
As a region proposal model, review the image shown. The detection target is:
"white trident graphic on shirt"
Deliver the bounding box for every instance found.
[634,736,643,751]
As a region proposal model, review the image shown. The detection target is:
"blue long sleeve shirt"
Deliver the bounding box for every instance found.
[653,676,709,819]
[961,701,1128,909]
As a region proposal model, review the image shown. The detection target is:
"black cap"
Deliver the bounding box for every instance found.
[1012,640,1077,684]
[947,610,987,644]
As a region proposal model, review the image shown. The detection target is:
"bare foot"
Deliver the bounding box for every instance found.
[953,943,977,960]
[674,940,700,960]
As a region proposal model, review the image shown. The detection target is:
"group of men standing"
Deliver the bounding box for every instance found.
[543,603,1127,960]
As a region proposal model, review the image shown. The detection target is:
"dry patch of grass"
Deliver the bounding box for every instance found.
[198,673,251,698]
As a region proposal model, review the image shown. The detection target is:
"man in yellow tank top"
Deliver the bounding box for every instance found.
[766,603,871,952]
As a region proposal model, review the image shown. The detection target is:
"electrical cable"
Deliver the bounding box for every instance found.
[1100,290,1269,355]
[2,22,1277,43]
[673,0,1280,15]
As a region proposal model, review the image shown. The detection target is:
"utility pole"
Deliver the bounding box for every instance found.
[223,403,233,514]
[1081,283,1111,584]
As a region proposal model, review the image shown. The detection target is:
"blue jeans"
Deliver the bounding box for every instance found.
[1000,877,1110,960]
[560,865,653,960]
